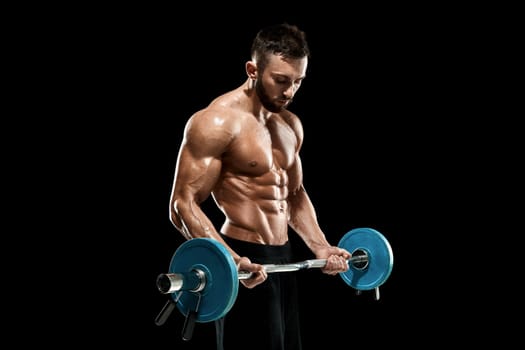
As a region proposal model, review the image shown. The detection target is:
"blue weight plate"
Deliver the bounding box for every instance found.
[169,238,239,322]
[338,227,394,290]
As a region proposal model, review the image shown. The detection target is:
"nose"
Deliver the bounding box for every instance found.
[283,83,298,99]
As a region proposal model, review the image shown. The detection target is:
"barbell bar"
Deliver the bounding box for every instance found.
[158,254,369,294]
[155,227,393,325]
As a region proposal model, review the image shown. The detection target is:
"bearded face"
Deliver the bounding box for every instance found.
[254,77,291,113]
[253,54,307,113]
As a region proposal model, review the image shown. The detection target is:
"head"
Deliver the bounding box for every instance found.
[246,23,310,113]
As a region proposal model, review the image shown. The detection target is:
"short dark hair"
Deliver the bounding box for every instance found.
[250,23,310,71]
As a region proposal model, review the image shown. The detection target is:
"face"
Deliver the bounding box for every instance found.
[255,54,308,113]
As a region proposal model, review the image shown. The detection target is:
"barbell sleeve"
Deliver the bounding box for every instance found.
[157,254,368,294]
[157,270,206,294]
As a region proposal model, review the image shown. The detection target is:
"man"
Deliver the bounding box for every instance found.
[169,23,351,350]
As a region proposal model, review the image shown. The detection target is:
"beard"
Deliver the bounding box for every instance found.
[255,79,292,113]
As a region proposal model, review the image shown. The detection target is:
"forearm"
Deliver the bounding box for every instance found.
[171,199,218,240]
[171,198,247,264]
[287,188,331,253]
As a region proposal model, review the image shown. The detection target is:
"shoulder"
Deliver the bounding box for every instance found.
[184,104,246,148]
[187,104,235,128]
[187,88,248,128]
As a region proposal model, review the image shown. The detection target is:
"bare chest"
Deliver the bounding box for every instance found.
[224,120,297,175]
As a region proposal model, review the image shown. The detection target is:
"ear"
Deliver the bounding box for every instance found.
[245,61,257,80]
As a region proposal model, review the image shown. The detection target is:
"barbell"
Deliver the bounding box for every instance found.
[155,227,393,329]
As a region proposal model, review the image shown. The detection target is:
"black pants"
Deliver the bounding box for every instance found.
[215,234,302,350]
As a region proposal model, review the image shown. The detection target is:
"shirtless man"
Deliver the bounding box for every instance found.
[169,23,351,350]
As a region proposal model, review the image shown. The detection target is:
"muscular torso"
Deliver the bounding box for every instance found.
[214,105,299,245]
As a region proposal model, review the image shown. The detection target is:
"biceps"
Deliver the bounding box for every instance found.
[173,149,222,203]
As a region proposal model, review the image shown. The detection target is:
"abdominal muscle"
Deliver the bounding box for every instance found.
[216,169,290,245]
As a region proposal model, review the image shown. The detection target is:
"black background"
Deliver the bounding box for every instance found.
[42,5,501,348]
